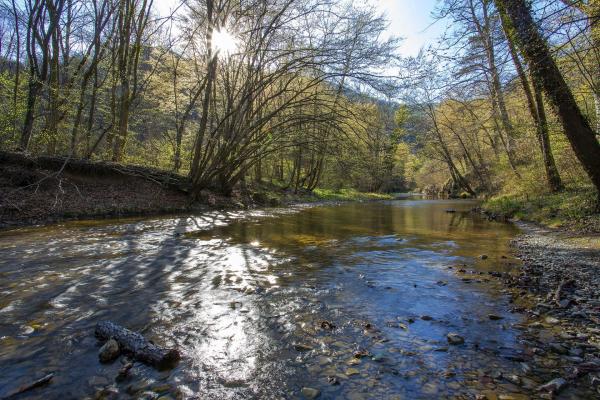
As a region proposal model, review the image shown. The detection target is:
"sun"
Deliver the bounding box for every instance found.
[212,29,238,56]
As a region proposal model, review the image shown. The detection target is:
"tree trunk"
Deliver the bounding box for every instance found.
[501,14,562,191]
[95,321,180,369]
[495,0,600,196]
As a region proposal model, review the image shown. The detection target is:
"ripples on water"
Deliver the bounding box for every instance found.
[0,200,535,399]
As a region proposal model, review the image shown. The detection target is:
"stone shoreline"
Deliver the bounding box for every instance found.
[499,222,600,398]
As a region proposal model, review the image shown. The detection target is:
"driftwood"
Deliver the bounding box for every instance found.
[2,373,53,399]
[95,321,180,369]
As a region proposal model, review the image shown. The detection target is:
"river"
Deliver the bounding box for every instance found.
[0,199,556,399]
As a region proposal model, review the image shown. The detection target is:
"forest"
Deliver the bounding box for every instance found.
[0,0,599,219]
[1,1,600,399]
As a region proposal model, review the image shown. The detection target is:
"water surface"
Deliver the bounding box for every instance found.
[0,200,535,399]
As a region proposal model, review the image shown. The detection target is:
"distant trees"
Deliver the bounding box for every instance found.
[0,0,403,195]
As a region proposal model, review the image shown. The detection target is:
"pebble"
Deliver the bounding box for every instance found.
[98,339,120,363]
[346,368,360,376]
[447,333,465,345]
[488,314,503,320]
[537,377,567,394]
[301,387,320,399]
[88,376,109,387]
[294,343,313,352]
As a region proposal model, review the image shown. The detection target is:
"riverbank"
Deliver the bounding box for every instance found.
[0,151,392,230]
[494,222,600,396]
[482,188,600,234]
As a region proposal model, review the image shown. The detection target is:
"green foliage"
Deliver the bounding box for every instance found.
[0,71,25,147]
[312,188,393,201]
[483,187,599,228]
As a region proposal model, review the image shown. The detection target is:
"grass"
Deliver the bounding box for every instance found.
[248,183,394,205]
[482,186,600,232]
[312,188,394,201]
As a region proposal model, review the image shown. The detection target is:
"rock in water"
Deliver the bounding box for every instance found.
[301,387,320,399]
[99,338,120,363]
[488,314,503,320]
[447,333,465,345]
[293,343,313,352]
[537,377,567,394]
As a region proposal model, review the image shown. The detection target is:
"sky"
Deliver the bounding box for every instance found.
[156,0,445,58]
[373,0,445,56]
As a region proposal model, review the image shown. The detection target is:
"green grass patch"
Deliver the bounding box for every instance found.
[483,187,599,230]
[312,188,393,201]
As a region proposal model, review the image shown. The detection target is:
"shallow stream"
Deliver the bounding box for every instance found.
[0,199,564,399]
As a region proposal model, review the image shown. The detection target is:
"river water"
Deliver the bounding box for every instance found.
[0,199,553,399]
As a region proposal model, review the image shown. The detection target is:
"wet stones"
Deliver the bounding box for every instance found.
[447,333,465,345]
[320,321,336,330]
[549,343,569,355]
[301,387,320,399]
[116,361,133,382]
[98,338,120,363]
[488,314,504,321]
[480,255,488,260]
[294,343,313,352]
[421,315,433,321]
[537,377,567,394]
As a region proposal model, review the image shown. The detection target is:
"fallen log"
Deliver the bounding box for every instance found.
[95,321,180,369]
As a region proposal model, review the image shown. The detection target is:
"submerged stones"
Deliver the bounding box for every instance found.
[294,343,313,352]
[301,387,320,399]
[320,321,336,330]
[98,338,120,363]
[446,333,465,345]
[488,314,504,321]
[537,377,567,394]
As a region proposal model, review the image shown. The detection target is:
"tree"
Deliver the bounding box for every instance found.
[495,0,600,201]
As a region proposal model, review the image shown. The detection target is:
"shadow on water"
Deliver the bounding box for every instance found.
[0,199,572,398]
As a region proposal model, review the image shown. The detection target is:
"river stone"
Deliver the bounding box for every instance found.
[346,368,360,376]
[549,343,569,355]
[537,377,567,393]
[294,343,313,352]
[301,387,320,399]
[488,314,503,320]
[88,375,109,387]
[447,333,465,345]
[99,339,120,363]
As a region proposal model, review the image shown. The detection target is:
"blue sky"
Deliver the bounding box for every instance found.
[157,0,444,57]
[374,0,445,56]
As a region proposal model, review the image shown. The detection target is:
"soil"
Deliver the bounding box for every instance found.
[0,152,233,230]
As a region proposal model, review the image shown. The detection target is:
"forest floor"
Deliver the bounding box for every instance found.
[0,151,392,230]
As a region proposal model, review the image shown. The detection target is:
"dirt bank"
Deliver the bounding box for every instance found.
[0,152,209,229]
[501,222,600,396]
